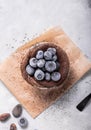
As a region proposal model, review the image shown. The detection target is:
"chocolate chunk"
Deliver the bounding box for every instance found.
[12,104,22,118]
[10,123,17,130]
[0,113,10,122]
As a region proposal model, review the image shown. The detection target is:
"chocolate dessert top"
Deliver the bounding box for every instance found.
[21,42,70,89]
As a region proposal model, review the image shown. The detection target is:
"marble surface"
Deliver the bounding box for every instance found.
[0,0,91,130]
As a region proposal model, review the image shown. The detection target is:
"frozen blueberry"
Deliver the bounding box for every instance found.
[47,47,56,55]
[42,67,46,72]
[18,117,28,128]
[45,72,51,81]
[34,69,45,80]
[44,51,52,60]
[45,61,56,72]
[37,59,45,68]
[56,61,60,70]
[52,55,57,61]
[26,65,35,75]
[51,72,61,81]
[36,50,44,59]
[29,57,38,68]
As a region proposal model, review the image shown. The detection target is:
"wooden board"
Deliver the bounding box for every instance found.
[0,27,91,118]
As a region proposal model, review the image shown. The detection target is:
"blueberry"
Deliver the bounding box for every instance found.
[47,47,56,55]
[45,61,56,72]
[45,72,51,81]
[26,65,35,75]
[34,69,45,80]
[44,51,52,60]
[29,57,38,68]
[56,61,60,70]
[36,50,43,59]
[42,67,46,72]
[37,59,45,68]
[18,117,28,128]
[52,55,57,61]
[51,72,61,81]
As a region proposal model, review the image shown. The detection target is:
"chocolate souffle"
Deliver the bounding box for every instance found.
[21,42,70,89]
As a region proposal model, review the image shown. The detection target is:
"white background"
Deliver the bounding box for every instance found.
[0,0,91,130]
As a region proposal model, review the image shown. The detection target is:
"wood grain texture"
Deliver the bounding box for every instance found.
[0,27,91,118]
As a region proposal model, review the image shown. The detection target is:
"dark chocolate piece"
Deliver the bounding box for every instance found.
[0,113,10,122]
[12,104,22,118]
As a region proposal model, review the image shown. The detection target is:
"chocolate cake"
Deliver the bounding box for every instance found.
[21,42,70,89]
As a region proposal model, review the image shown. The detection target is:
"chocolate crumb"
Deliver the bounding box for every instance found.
[0,113,10,122]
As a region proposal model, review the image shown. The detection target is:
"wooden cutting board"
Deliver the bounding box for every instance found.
[0,27,91,118]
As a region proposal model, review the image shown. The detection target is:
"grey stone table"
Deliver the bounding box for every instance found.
[0,0,91,130]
